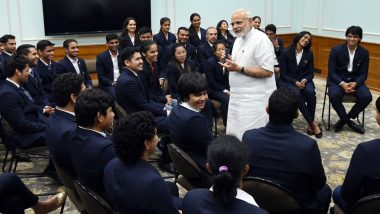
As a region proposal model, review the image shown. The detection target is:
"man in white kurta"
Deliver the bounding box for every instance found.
[222,9,276,140]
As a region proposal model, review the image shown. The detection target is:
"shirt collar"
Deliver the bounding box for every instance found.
[67,55,78,63]
[3,51,13,56]
[6,78,20,88]
[180,102,200,112]
[78,126,107,138]
[347,45,357,54]
[55,107,75,116]
[209,186,258,206]
[108,50,118,57]
[40,58,51,66]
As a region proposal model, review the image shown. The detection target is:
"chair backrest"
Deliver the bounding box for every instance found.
[242,177,303,213]
[52,160,86,212]
[73,179,114,214]
[0,113,17,152]
[349,194,380,214]
[167,143,209,190]
[113,101,127,120]
[84,59,98,88]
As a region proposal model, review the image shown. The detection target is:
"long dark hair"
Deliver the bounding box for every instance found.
[121,17,137,36]
[285,31,312,62]
[168,43,192,73]
[207,135,249,207]
[188,13,201,37]
[216,20,233,39]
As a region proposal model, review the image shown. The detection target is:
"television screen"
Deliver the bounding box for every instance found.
[42,0,151,36]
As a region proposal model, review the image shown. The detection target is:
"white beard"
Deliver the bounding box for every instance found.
[235,27,250,38]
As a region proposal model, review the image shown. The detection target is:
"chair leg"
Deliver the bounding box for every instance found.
[328,99,331,131]
[322,84,329,130]
[214,116,218,137]
[361,109,365,128]
[2,150,10,173]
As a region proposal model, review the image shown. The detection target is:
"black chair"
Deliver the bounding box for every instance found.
[52,160,86,214]
[242,177,305,214]
[0,113,49,174]
[321,82,365,131]
[73,179,114,214]
[113,100,127,120]
[167,143,210,191]
[331,194,380,214]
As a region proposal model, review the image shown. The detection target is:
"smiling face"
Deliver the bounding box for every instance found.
[125,52,144,72]
[346,33,361,48]
[26,47,39,67]
[191,15,201,29]
[188,91,208,110]
[65,41,79,58]
[99,107,115,132]
[127,20,137,33]
[144,44,158,64]
[17,64,31,85]
[252,17,261,29]
[298,33,311,48]
[38,45,55,62]
[106,39,119,52]
[177,29,189,44]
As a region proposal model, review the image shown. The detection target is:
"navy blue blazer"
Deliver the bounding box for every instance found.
[153,31,177,49]
[279,48,314,84]
[69,127,115,195]
[140,59,167,104]
[205,56,229,93]
[25,68,50,108]
[104,158,179,214]
[0,53,12,80]
[189,27,207,47]
[0,59,3,80]
[118,33,140,50]
[0,81,46,148]
[56,56,93,87]
[33,60,58,104]
[165,59,198,99]
[242,122,326,210]
[183,189,268,214]
[168,105,213,166]
[46,109,77,176]
[197,42,214,73]
[340,139,380,205]
[328,44,369,86]
[115,68,166,117]
[96,50,121,89]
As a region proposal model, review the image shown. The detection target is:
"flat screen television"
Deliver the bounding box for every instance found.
[42,0,151,36]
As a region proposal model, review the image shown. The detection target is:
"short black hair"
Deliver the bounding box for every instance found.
[265,24,277,34]
[177,26,189,34]
[120,47,140,62]
[178,72,208,103]
[36,40,55,51]
[16,44,35,56]
[52,73,84,107]
[345,26,363,39]
[212,40,226,52]
[1,34,15,44]
[138,26,152,36]
[268,88,298,124]
[376,97,380,112]
[106,33,119,43]
[112,111,156,164]
[4,55,29,77]
[207,135,249,207]
[63,39,77,49]
[75,89,114,127]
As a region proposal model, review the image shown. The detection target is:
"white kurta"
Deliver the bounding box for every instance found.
[226,29,277,140]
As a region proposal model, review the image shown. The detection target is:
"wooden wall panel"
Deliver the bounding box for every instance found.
[53,44,107,61]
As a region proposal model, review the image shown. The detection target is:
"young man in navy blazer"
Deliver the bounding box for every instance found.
[242,88,331,213]
[96,33,121,97]
[35,40,58,105]
[328,26,372,134]
[69,89,116,195]
[115,47,169,133]
[333,96,380,211]
[56,39,93,88]
[46,73,85,176]
[0,55,47,148]
[16,44,53,113]
[0,34,16,79]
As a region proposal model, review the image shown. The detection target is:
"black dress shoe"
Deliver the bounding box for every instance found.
[16,154,31,162]
[158,162,176,174]
[334,120,346,132]
[347,120,365,134]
